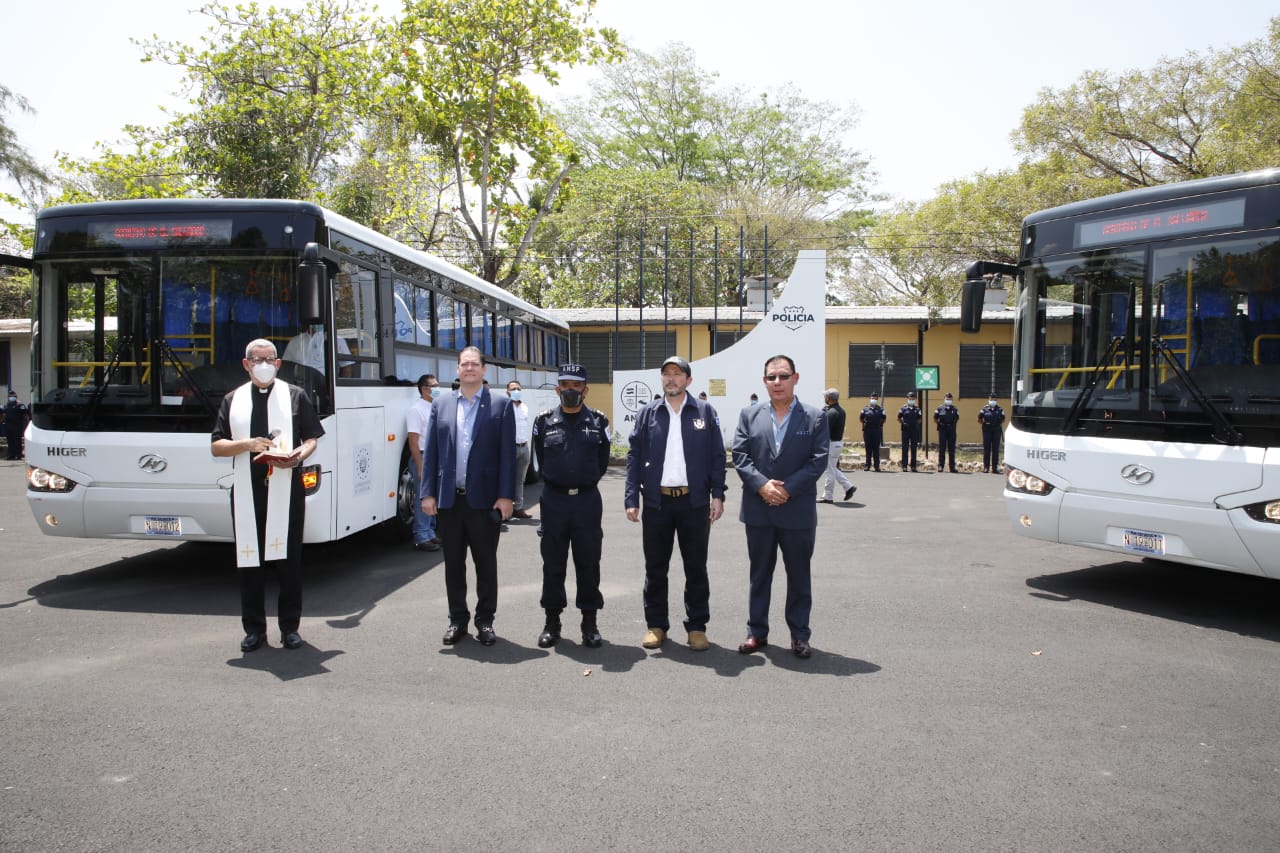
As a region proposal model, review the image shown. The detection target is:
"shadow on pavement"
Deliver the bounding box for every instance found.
[1026,558,1280,642]
[21,527,437,621]
[226,641,347,681]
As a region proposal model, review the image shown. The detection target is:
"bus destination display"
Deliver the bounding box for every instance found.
[87,219,234,248]
[1074,197,1246,249]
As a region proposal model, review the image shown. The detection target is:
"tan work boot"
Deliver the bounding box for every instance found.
[641,627,666,649]
[687,630,709,651]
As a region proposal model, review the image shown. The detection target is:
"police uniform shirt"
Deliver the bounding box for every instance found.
[535,407,610,488]
[935,403,960,427]
[899,403,921,427]
[860,404,886,429]
[980,404,1005,427]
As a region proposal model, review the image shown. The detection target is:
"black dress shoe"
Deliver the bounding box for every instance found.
[581,627,603,648]
[282,631,303,650]
[791,638,812,658]
[843,485,857,500]
[240,632,265,652]
[442,623,468,645]
[476,625,497,646]
[738,635,767,654]
[537,626,560,648]
[414,540,441,552]
[817,498,833,504]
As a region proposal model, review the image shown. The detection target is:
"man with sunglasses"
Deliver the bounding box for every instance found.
[731,354,829,659]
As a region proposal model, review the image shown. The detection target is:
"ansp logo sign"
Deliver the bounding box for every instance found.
[771,304,815,331]
[620,381,653,413]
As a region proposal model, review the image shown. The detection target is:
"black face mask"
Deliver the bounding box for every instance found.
[559,389,584,409]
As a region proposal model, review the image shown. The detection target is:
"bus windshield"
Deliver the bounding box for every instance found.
[1015,233,1280,444]
[36,253,333,430]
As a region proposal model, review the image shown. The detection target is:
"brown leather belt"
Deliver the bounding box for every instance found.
[660,486,689,497]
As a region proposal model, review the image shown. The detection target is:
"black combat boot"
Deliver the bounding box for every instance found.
[537,609,562,648]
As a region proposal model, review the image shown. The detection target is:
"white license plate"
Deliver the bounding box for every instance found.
[143,515,182,537]
[1122,528,1165,555]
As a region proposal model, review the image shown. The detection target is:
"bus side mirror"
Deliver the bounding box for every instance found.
[960,279,985,333]
[298,243,326,325]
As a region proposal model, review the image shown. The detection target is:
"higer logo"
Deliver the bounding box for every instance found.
[770,304,815,331]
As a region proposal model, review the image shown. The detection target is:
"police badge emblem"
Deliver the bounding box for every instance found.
[692,418,705,430]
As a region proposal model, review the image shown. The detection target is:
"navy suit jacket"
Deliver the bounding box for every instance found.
[624,394,728,510]
[422,387,517,510]
[732,400,829,529]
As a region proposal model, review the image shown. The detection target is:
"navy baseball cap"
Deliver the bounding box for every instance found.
[660,356,692,376]
[558,363,588,382]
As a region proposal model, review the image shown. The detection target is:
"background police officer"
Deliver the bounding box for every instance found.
[898,391,922,472]
[978,394,1006,474]
[934,392,960,473]
[532,363,611,648]
[859,393,887,472]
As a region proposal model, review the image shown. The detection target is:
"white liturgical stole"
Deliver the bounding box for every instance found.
[229,381,294,567]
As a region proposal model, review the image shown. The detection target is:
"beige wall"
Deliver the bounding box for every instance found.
[572,318,1014,445]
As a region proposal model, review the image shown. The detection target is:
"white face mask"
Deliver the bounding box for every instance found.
[510,390,521,401]
[869,399,878,406]
[988,400,997,407]
[251,361,278,384]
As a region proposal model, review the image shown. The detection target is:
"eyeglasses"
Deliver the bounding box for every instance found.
[247,356,276,365]
[458,361,483,369]
[764,373,793,382]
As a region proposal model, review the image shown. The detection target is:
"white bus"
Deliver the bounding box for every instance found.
[962,168,1280,578]
[23,199,565,544]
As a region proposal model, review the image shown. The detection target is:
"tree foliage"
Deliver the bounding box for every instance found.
[391,0,623,287]
[543,43,873,305]
[137,0,383,198]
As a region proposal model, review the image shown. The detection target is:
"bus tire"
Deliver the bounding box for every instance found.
[386,447,416,543]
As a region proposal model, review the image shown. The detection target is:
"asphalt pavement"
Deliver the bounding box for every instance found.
[3,458,1280,851]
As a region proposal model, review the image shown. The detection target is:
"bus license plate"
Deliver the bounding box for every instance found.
[1122,529,1164,555]
[143,516,182,537]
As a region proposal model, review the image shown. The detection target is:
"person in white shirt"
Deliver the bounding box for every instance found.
[406,374,441,551]
[283,324,355,376]
[507,380,534,519]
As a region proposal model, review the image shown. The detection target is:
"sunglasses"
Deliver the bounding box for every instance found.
[764,373,793,382]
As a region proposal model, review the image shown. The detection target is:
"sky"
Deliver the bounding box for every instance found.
[1,0,1276,226]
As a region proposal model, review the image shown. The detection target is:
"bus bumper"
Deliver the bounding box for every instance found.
[1005,490,1271,578]
[28,484,236,541]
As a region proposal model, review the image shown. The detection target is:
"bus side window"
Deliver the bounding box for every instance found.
[333,263,380,380]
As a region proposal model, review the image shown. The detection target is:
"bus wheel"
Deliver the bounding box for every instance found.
[386,448,416,543]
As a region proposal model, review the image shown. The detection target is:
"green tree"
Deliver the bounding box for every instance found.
[0,85,48,202]
[391,0,623,287]
[549,43,872,300]
[138,0,384,198]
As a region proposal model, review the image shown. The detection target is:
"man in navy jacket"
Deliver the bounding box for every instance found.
[732,354,829,658]
[421,346,517,646]
[625,356,727,651]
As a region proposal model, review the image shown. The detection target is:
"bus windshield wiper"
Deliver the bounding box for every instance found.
[1061,336,1124,434]
[1153,338,1244,445]
[154,336,218,417]
[79,334,132,429]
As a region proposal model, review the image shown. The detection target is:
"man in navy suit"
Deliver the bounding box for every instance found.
[420,346,517,646]
[625,356,727,652]
[731,354,829,658]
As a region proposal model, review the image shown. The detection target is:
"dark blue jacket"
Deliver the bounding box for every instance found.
[422,386,516,509]
[625,394,727,510]
[732,400,828,529]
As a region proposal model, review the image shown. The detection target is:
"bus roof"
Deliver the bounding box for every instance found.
[1023,167,1280,226]
[36,197,567,332]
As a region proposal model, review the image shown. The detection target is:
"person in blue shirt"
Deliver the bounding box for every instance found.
[934,392,961,473]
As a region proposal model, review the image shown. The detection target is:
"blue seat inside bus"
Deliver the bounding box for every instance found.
[1191,286,1247,368]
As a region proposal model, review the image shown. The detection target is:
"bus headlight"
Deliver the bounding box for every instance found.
[1242,500,1280,524]
[27,466,77,493]
[1006,466,1053,495]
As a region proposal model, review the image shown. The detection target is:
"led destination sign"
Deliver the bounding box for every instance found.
[1074,197,1246,249]
[87,219,234,248]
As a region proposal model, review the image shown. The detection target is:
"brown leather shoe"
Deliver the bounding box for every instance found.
[737,635,767,654]
[687,630,709,651]
[513,509,533,519]
[641,627,666,649]
[791,638,812,658]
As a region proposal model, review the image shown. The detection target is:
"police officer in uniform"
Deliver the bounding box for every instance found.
[934,392,960,472]
[532,363,611,648]
[898,391,922,472]
[978,394,1006,473]
[859,393,887,471]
